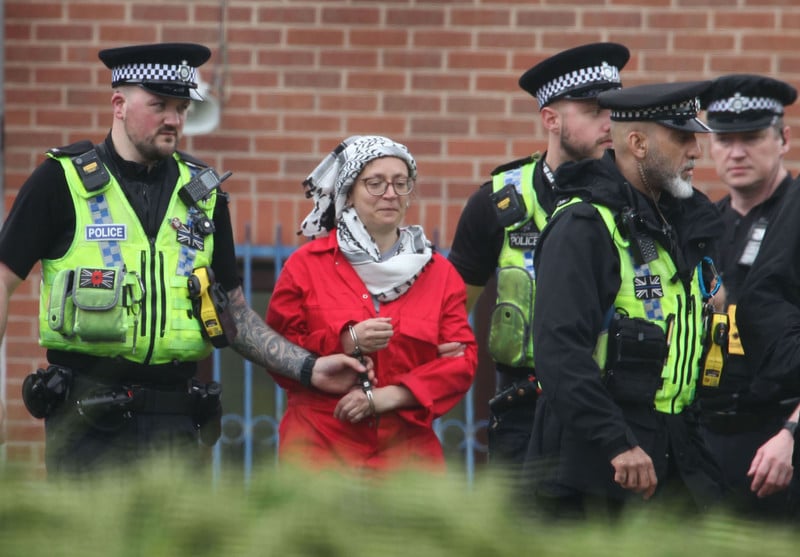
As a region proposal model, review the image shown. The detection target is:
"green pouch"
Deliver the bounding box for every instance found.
[488,266,534,367]
[47,268,76,336]
[72,266,127,342]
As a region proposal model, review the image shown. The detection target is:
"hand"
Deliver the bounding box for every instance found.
[347,318,394,354]
[334,388,375,423]
[748,428,794,498]
[311,354,375,395]
[437,342,466,358]
[610,446,657,500]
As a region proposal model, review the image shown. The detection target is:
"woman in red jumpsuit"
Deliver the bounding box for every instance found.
[266,135,477,474]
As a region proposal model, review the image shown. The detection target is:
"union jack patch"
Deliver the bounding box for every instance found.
[176,223,205,251]
[79,268,116,289]
[634,275,663,300]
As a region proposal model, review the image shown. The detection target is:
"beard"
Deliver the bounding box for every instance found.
[663,175,694,199]
[644,149,694,199]
[560,130,607,162]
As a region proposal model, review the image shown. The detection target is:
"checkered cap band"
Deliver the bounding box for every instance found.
[707,94,784,115]
[536,62,621,107]
[611,98,701,122]
[111,62,198,87]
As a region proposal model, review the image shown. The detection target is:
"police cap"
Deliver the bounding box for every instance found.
[702,74,798,133]
[518,42,630,110]
[599,80,713,133]
[98,42,211,101]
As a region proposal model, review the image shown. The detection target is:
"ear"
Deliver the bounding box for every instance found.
[628,129,648,160]
[540,106,560,133]
[780,125,791,154]
[111,91,126,120]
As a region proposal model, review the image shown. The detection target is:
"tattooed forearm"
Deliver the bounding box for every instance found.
[226,287,308,380]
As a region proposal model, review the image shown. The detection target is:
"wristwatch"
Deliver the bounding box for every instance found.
[782,420,798,437]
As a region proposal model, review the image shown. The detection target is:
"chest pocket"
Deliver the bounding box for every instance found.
[383,314,439,377]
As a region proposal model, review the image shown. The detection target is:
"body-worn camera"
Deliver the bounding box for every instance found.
[22,365,73,419]
[621,207,658,265]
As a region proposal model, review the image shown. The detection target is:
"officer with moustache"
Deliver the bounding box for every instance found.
[525,81,727,518]
[0,43,369,476]
[448,43,630,474]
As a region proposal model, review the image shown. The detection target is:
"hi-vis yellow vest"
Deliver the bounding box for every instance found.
[560,200,705,414]
[487,158,550,368]
[38,149,217,365]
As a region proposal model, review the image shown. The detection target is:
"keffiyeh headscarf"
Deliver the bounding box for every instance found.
[300,135,433,302]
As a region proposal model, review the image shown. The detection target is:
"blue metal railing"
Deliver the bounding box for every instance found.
[211,229,487,485]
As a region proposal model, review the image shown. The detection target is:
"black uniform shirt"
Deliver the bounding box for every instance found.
[448,157,556,287]
[715,174,792,305]
[0,134,240,375]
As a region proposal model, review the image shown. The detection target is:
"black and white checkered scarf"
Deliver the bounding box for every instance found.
[300,135,432,302]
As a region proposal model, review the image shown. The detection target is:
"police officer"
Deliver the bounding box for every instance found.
[0,43,368,476]
[525,81,727,518]
[698,74,800,518]
[447,43,630,473]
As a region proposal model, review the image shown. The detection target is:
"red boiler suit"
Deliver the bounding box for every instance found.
[266,232,478,473]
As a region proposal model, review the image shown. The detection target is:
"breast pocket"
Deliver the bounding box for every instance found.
[386,314,440,376]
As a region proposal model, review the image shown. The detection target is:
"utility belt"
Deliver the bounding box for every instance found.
[489,369,540,414]
[22,365,222,445]
[701,409,785,435]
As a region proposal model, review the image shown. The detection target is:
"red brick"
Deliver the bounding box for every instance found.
[259,6,317,24]
[647,11,710,29]
[451,8,511,26]
[350,29,409,47]
[320,50,379,68]
[387,8,445,26]
[448,51,508,70]
[320,94,379,112]
[130,3,189,20]
[322,7,380,25]
[384,51,443,69]
[517,10,577,27]
[414,30,471,48]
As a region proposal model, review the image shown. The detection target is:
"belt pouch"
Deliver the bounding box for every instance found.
[48,268,76,336]
[72,266,127,342]
[488,266,534,367]
[603,315,666,404]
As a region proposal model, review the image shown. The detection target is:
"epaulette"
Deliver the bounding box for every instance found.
[489,152,542,176]
[176,150,209,170]
[46,140,95,157]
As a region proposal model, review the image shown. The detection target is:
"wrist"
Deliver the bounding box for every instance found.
[347,324,363,359]
[300,354,317,388]
[782,419,798,438]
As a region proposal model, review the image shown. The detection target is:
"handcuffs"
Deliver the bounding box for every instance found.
[349,324,378,425]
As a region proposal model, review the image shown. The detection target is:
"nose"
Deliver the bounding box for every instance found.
[164,106,184,127]
[381,183,401,199]
[688,135,702,159]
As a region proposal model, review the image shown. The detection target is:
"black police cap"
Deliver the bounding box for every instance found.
[518,42,630,110]
[599,80,713,133]
[702,74,798,133]
[98,42,211,101]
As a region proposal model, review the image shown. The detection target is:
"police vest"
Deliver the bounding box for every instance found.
[38,148,217,365]
[565,200,705,414]
[487,157,550,368]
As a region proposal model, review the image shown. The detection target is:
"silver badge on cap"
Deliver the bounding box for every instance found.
[177,60,192,81]
[601,61,614,79]
[731,92,745,114]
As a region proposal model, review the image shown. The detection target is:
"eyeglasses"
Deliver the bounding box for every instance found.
[359,176,415,196]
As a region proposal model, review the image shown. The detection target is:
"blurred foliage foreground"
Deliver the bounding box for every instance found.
[1,458,798,557]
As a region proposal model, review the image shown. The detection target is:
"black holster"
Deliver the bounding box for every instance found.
[22,365,73,419]
[603,314,666,404]
[191,380,222,446]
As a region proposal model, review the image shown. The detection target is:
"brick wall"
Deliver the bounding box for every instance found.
[4,0,800,468]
